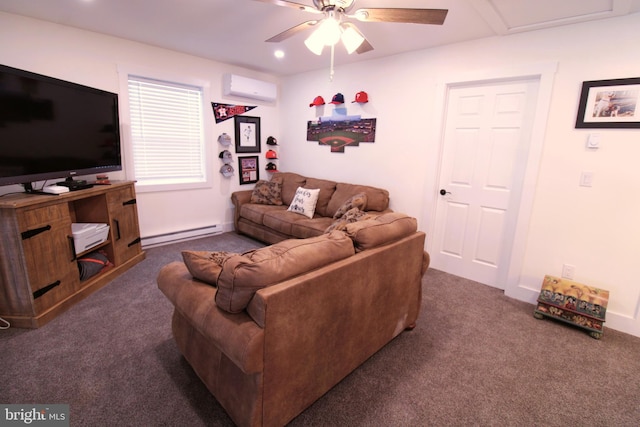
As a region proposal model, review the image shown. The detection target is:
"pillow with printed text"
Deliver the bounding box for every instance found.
[287,187,320,219]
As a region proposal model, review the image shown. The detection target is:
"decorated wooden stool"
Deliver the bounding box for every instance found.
[533,275,609,339]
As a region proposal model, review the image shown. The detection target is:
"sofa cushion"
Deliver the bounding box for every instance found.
[333,192,368,219]
[290,216,334,239]
[240,203,287,226]
[326,183,389,217]
[261,209,331,238]
[250,178,283,205]
[287,187,320,219]
[344,212,418,252]
[181,250,238,285]
[304,178,337,217]
[262,210,305,235]
[215,231,355,313]
[271,172,306,205]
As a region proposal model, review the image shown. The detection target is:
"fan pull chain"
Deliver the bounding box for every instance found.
[329,43,335,82]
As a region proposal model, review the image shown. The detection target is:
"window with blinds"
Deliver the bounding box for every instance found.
[127,76,206,188]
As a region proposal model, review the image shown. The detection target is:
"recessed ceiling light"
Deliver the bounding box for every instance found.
[274,50,285,59]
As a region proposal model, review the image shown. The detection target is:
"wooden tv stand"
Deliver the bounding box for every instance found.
[0,181,146,328]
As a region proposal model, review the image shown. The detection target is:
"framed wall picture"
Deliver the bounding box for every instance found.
[575,77,640,128]
[235,116,261,153]
[238,156,259,185]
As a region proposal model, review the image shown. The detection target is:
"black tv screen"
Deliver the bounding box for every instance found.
[0,64,122,189]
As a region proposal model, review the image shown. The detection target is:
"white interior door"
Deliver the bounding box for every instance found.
[431,78,539,289]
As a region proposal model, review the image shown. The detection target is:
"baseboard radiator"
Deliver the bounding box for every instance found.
[141,225,222,248]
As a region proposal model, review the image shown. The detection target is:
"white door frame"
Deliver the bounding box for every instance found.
[424,62,557,300]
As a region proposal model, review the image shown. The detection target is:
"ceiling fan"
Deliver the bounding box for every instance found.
[253,0,448,55]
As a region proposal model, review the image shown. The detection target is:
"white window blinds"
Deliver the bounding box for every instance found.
[127,76,205,186]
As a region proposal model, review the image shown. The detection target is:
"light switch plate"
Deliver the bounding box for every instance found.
[587,133,601,149]
[580,171,594,187]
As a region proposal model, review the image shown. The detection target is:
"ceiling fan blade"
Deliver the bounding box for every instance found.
[251,0,322,14]
[341,22,374,54]
[266,20,319,42]
[352,8,448,25]
[356,38,374,54]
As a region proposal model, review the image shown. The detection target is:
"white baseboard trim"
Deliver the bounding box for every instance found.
[141,225,223,248]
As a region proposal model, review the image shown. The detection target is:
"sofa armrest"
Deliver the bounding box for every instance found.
[157,261,265,374]
[422,250,430,275]
[231,190,253,230]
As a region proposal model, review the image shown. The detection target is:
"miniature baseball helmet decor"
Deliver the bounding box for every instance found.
[330,93,345,104]
[266,162,279,172]
[266,136,278,145]
[352,91,369,103]
[266,149,278,159]
[218,150,232,164]
[309,96,325,107]
[217,132,232,146]
[220,164,234,177]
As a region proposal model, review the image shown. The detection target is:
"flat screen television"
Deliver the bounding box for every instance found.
[0,64,122,192]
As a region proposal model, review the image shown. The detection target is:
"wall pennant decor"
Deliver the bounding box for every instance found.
[212,102,257,124]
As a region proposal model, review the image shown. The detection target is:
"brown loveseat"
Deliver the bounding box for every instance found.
[231,172,392,244]
[157,212,429,426]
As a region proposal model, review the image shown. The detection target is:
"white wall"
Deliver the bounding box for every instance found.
[278,13,640,337]
[2,11,639,337]
[0,12,280,238]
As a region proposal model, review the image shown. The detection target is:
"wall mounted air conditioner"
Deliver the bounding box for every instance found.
[223,74,277,102]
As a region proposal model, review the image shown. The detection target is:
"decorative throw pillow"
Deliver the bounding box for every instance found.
[250,178,283,205]
[181,250,238,286]
[325,207,372,233]
[287,187,320,218]
[333,192,368,219]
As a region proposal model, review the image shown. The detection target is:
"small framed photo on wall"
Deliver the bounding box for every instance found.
[235,116,261,153]
[576,77,640,128]
[238,156,259,185]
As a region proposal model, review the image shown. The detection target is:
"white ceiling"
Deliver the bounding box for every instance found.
[1,0,639,76]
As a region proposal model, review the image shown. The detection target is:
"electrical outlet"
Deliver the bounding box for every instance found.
[562,264,576,280]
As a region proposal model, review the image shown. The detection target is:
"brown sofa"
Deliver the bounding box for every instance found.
[231,172,392,244]
[157,212,429,427]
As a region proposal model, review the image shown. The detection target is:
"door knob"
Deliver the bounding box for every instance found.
[440,189,451,195]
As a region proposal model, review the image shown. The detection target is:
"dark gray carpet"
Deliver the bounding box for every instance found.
[2,232,639,426]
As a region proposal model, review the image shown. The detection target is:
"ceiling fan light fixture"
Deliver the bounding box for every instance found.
[304,29,325,55]
[318,16,341,46]
[304,14,342,55]
[340,24,365,54]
